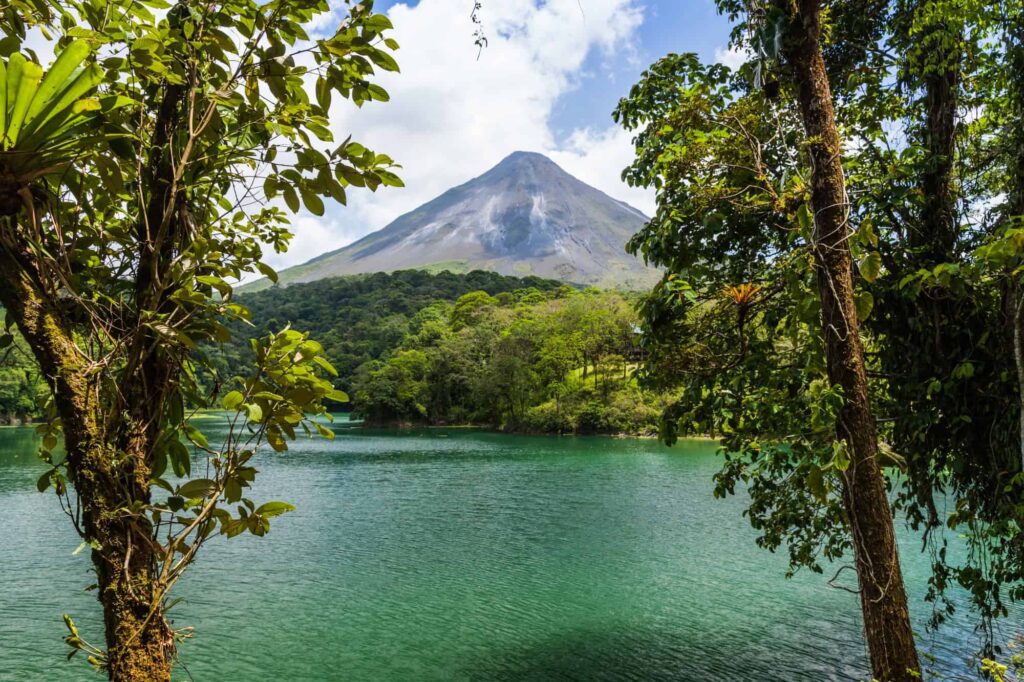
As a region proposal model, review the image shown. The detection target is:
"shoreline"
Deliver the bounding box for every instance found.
[0,416,719,443]
[349,420,718,442]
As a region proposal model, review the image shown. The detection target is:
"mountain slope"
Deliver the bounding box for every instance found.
[254,152,658,290]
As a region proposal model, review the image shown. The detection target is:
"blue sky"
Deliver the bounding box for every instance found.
[547,1,733,138]
[372,0,733,137]
[274,0,736,271]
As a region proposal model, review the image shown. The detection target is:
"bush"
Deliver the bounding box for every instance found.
[575,400,614,434]
[522,400,574,433]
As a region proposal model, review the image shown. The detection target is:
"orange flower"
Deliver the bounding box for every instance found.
[725,283,762,306]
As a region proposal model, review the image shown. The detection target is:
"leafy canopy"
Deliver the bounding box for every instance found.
[0,0,405,670]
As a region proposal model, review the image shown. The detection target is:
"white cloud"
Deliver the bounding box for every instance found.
[269,0,652,270]
[548,126,654,216]
[714,44,750,70]
[267,215,367,271]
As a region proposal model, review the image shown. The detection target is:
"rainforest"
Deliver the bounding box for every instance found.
[0,0,1023,681]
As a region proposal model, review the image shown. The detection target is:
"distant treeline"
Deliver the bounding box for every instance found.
[3,270,669,434]
[350,286,666,433]
[214,270,567,386]
[0,328,45,425]
[219,270,667,434]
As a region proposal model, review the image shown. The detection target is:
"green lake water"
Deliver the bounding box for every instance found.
[0,419,1014,681]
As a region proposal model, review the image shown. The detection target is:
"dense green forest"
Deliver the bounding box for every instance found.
[217,270,667,434]
[349,285,665,433]
[216,269,563,385]
[2,269,667,433]
[0,328,44,425]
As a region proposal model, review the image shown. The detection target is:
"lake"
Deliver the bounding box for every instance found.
[0,419,1012,680]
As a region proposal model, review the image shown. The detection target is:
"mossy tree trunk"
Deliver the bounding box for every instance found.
[1008,6,1024,476]
[0,70,186,680]
[0,245,172,680]
[777,1,922,679]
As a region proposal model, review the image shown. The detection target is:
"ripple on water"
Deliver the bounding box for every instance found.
[0,424,1012,681]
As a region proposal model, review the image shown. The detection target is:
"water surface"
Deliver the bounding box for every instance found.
[0,421,1010,680]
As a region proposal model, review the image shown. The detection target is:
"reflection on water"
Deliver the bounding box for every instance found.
[0,421,1013,681]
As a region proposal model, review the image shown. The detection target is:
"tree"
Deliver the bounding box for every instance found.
[0,1,400,678]
[344,285,662,434]
[829,0,1024,643]
[770,2,919,676]
[616,1,924,676]
[619,0,1024,675]
[450,289,499,330]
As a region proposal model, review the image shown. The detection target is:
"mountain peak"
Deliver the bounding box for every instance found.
[490,150,564,175]
[247,152,659,291]
[498,150,556,165]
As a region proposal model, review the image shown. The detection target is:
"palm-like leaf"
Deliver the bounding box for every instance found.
[0,41,105,215]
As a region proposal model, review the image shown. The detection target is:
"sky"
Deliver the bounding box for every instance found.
[274,0,737,271]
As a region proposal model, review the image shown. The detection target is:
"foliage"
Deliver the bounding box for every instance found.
[347,286,668,434]
[210,269,567,395]
[0,0,402,676]
[616,0,1024,668]
[0,321,45,422]
[981,635,1024,682]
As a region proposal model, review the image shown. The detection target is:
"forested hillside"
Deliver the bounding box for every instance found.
[213,270,666,434]
[214,270,565,386]
[0,328,43,425]
[3,271,666,434]
[349,286,667,433]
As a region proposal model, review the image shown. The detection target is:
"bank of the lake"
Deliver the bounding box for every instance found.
[354,418,662,438]
[0,419,1013,681]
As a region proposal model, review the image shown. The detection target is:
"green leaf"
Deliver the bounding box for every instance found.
[197,274,232,297]
[222,390,245,410]
[300,187,325,216]
[7,60,43,145]
[37,469,52,493]
[315,422,335,440]
[858,252,882,283]
[178,478,217,499]
[313,356,338,376]
[169,439,191,478]
[806,464,827,503]
[831,440,851,472]
[282,184,299,212]
[366,83,390,102]
[255,501,295,517]
[375,169,404,187]
[796,203,812,235]
[854,291,874,322]
[256,262,278,283]
[245,403,264,423]
[184,424,209,449]
[23,40,91,132]
[367,50,399,73]
[326,389,349,402]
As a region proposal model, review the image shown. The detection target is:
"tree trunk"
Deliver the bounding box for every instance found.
[919,59,959,263]
[72,440,170,681]
[1015,291,1024,474]
[0,248,172,681]
[90,487,171,680]
[779,1,922,680]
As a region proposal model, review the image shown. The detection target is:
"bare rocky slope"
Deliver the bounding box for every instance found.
[250,151,659,290]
